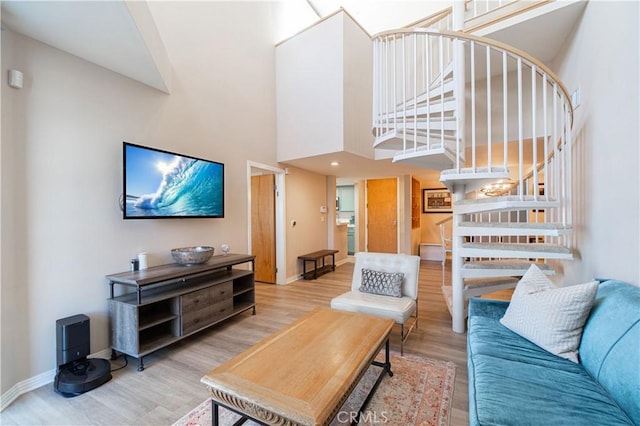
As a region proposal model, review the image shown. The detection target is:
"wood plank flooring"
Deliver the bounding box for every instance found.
[0,260,511,426]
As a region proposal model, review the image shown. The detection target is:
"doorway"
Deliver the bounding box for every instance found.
[366,178,398,253]
[251,174,276,283]
[247,162,285,284]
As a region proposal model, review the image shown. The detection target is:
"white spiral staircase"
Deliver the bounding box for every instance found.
[372,1,575,332]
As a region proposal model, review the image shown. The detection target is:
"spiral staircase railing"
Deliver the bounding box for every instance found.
[372,25,574,332]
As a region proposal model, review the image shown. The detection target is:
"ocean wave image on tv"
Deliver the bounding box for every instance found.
[125,144,223,218]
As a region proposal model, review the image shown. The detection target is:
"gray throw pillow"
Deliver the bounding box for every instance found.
[359,269,404,298]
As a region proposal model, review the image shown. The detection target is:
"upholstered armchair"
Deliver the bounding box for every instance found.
[330,252,420,355]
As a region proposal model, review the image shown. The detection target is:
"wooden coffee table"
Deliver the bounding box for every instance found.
[201,307,395,425]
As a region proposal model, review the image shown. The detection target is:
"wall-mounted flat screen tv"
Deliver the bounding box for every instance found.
[123,142,224,219]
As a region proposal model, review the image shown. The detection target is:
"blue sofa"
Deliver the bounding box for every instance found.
[467,280,640,425]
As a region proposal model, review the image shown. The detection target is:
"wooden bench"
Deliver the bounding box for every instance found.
[298,249,338,280]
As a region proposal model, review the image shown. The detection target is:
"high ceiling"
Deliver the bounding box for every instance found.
[306,0,449,35]
[1,1,172,93]
[1,0,585,183]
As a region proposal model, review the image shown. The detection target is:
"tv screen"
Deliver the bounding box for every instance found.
[123,142,224,219]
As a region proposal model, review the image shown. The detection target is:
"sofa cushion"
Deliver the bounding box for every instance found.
[468,298,635,426]
[330,291,416,324]
[499,264,598,363]
[578,280,640,425]
[359,268,404,297]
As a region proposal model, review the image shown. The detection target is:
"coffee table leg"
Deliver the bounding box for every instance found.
[209,399,256,426]
[212,400,219,426]
[371,339,393,377]
[384,339,393,377]
[353,339,393,425]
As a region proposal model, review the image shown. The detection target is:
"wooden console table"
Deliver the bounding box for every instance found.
[298,249,338,279]
[106,253,255,371]
[201,307,394,425]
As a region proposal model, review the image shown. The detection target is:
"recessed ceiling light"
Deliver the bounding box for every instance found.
[331,161,340,166]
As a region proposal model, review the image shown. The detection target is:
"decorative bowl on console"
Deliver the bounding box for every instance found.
[171,246,215,265]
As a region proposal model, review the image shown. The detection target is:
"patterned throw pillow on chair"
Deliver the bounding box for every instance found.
[359,269,404,297]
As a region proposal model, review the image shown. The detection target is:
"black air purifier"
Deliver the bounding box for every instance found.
[54,314,112,397]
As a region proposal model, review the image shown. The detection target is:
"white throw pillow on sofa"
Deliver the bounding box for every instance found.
[500,264,598,363]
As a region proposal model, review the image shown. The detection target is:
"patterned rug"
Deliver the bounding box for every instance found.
[174,352,455,426]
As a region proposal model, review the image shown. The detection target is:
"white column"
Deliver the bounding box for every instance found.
[327,176,337,249]
[452,0,465,30]
[451,0,467,333]
[451,185,466,333]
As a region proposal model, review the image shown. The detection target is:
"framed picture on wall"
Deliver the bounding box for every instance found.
[422,188,452,213]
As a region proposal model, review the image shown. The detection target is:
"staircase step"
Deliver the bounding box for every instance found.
[427,77,456,102]
[442,281,517,318]
[384,98,458,118]
[391,145,456,170]
[460,242,573,260]
[461,260,554,278]
[380,97,456,122]
[373,128,457,150]
[442,275,519,319]
[440,167,510,193]
[464,276,519,297]
[374,114,457,129]
[442,279,516,317]
[402,78,456,109]
[457,222,572,237]
[454,195,559,214]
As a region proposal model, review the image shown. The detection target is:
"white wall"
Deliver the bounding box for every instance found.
[1,2,278,393]
[553,1,639,285]
[276,13,344,162]
[343,12,374,158]
[284,167,329,280]
[276,10,373,163]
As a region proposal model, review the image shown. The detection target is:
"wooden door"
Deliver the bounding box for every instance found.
[251,174,276,283]
[367,178,398,253]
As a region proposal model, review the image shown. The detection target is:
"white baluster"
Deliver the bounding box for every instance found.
[439,35,445,150]
[517,58,523,199]
[471,40,476,170]
[413,34,418,151]
[402,34,406,152]
[543,74,548,203]
[486,45,492,171]
[503,50,508,170]
[532,66,537,200]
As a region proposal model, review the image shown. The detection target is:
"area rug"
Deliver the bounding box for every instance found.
[174,352,455,426]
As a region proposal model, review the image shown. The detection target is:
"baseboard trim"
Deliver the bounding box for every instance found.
[286,257,352,284]
[0,348,113,412]
[1,369,55,412]
[336,257,354,266]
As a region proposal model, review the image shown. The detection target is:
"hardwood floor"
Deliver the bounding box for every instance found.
[1,260,509,425]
